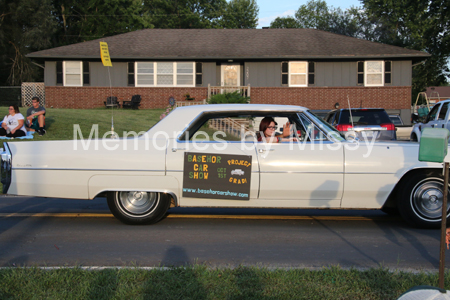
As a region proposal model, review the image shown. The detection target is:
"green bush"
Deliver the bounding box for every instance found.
[207,91,250,104]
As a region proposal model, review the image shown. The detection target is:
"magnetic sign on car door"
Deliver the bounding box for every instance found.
[182,152,252,200]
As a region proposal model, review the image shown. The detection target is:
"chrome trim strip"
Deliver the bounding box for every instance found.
[167,170,260,173]
[345,172,395,175]
[261,171,344,174]
[13,168,165,172]
[173,140,338,145]
[353,127,387,132]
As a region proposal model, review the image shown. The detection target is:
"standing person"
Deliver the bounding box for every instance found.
[0,105,27,138]
[26,96,46,136]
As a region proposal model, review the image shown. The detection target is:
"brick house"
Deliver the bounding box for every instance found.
[27,28,429,123]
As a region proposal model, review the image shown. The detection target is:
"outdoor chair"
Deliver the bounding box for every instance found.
[123,95,141,110]
[104,96,120,108]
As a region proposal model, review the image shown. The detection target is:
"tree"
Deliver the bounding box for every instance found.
[0,0,56,85]
[270,0,366,39]
[52,0,152,45]
[294,0,330,30]
[269,16,299,28]
[144,0,227,29]
[221,0,259,29]
[362,0,449,97]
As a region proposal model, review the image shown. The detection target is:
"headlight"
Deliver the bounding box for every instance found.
[1,143,12,194]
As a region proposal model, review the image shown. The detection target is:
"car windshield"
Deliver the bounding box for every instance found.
[306,111,346,142]
[340,109,391,125]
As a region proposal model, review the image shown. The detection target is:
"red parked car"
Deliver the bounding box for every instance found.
[325,108,396,140]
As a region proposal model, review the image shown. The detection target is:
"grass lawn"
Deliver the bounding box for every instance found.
[0,265,448,299]
[0,107,165,141]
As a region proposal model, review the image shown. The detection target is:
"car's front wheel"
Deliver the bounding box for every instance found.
[398,171,450,228]
[107,191,170,225]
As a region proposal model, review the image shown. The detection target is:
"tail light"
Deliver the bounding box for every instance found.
[336,124,353,131]
[381,123,395,131]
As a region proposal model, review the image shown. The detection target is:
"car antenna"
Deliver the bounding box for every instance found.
[347,95,354,129]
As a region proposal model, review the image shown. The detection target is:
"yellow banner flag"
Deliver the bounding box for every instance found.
[99,42,112,67]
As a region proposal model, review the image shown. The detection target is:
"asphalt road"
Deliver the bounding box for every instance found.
[0,196,447,271]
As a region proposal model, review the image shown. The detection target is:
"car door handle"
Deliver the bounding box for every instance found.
[172,147,187,152]
[258,149,275,153]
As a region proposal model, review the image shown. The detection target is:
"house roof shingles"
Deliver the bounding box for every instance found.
[27,28,430,61]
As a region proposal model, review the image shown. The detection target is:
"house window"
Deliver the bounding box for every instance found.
[308,62,315,86]
[365,61,384,86]
[281,62,288,85]
[56,62,63,85]
[176,62,194,85]
[136,62,154,86]
[196,62,202,85]
[135,62,195,87]
[63,61,82,86]
[289,61,308,87]
[128,62,135,86]
[157,62,173,85]
[83,61,90,85]
[385,61,392,85]
[357,61,364,85]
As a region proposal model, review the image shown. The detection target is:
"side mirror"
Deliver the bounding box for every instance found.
[345,131,359,142]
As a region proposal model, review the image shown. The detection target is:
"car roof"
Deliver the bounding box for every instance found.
[144,104,308,138]
[332,108,386,112]
[173,103,308,113]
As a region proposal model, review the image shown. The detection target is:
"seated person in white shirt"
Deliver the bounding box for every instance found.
[0,105,27,138]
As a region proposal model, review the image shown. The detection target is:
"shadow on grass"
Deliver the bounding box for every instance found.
[87,269,119,299]
[145,246,207,299]
[44,116,56,131]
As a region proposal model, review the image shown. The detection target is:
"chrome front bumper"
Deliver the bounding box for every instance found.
[0,143,11,194]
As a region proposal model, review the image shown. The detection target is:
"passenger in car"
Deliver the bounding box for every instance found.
[257,117,297,143]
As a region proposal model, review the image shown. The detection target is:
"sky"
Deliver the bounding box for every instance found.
[257,0,363,28]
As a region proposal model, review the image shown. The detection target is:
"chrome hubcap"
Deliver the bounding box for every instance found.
[117,191,158,215]
[413,180,449,219]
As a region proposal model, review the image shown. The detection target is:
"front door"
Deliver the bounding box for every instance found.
[257,113,344,207]
[221,64,240,93]
[166,139,259,206]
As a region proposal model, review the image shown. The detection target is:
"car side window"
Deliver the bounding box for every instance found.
[438,103,449,121]
[190,117,251,142]
[298,113,329,142]
[426,104,440,123]
[183,112,331,143]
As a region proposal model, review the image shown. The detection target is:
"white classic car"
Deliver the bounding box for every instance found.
[1,104,449,228]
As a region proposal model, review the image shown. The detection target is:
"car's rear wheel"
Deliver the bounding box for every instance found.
[398,171,450,228]
[107,191,170,225]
